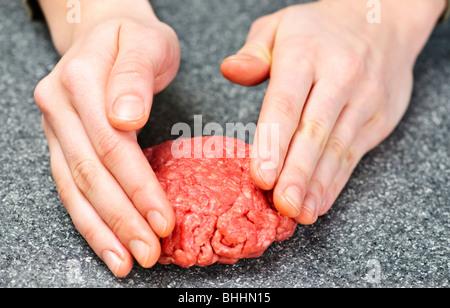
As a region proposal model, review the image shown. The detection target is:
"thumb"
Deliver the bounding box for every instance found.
[220,12,281,87]
[106,22,180,131]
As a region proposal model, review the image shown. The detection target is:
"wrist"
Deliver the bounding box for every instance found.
[383,0,445,59]
[321,0,445,64]
[38,0,159,55]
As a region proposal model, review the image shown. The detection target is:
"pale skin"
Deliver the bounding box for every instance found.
[33,0,446,277]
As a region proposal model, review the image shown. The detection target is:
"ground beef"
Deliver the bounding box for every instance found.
[143,136,297,267]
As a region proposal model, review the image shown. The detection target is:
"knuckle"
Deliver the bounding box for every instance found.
[109,211,136,236]
[308,178,325,199]
[52,172,71,211]
[140,26,167,46]
[250,15,270,31]
[156,23,180,63]
[364,71,383,94]
[360,73,385,105]
[81,225,98,246]
[344,146,362,172]
[34,77,53,115]
[109,212,127,236]
[95,130,124,166]
[327,135,348,163]
[72,159,98,196]
[344,147,356,168]
[55,181,70,207]
[132,27,170,70]
[333,50,365,84]
[128,181,147,204]
[368,112,392,142]
[48,156,72,207]
[342,51,364,75]
[113,56,151,81]
[299,119,329,149]
[159,21,178,41]
[60,57,89,93]
[241,40,270,59]
[272,96,301,125]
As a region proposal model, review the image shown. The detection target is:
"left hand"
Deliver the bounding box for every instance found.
[221,0,444,224]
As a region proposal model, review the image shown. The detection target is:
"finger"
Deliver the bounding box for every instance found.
[42,89,162,268]
[106,22,180,131]
[304,75,386,221]
[59,42,176,239]
[295,103,371,224]
[250,40,315,200]
[272,78,350,219]
[221,12,282,86]
[319,118,385,216]
[318,143,364,218]
[42,116,134,277]
[83,107,175,239]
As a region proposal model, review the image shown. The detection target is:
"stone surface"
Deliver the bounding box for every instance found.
[0,0,449,287]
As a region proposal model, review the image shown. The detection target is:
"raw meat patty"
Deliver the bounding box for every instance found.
[143,136,297,267]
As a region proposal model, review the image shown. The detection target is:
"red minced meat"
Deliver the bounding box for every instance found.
[143,136,297,267]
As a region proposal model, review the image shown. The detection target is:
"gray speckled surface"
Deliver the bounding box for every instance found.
[0,0,449,287]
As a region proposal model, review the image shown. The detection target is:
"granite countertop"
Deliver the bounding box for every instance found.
[0,0,449,287]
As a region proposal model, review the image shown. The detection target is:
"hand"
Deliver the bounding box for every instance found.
[34,1,180,277]
[221,0,444,224]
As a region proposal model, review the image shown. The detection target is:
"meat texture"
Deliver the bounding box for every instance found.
[143,136,297,267]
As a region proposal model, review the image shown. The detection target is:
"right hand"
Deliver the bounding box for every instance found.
[35,17,180,277]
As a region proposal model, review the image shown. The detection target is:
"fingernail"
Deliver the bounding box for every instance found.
[258,161,277,187]
[147,210,167,237]
[225,54,254,62]
[129,239,151,267]
[282,186,302,217]
[112,95,145,121]
[302,195,317,217]
[102,250,122,277]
